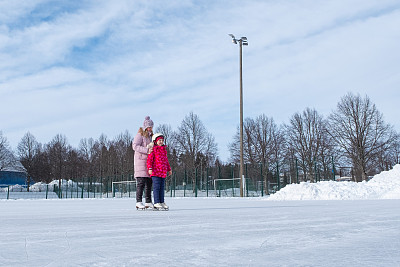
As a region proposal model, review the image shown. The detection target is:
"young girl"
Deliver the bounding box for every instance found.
[146,133,172,210]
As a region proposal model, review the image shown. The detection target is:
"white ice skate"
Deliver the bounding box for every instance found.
[153,203,164,210]
[154,203,168,211]
[136,202,145,210]
[161,203,169,210]
[145,202,154,209]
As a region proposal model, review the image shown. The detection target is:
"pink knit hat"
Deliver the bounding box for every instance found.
[143,116,154,130]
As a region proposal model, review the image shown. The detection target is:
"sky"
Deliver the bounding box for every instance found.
[0,165,399,265]
[1,0,400,162]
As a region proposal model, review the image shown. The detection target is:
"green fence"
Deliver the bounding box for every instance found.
[1,160,339,200]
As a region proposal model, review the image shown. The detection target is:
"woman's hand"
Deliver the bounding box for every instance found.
[167,170,172,177]
[149,170,152,175]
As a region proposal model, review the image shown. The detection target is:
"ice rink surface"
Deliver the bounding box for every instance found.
[1,197,399,266]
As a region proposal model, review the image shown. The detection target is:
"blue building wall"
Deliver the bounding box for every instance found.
[0,171,27,185]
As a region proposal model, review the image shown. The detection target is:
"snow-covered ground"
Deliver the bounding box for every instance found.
[1,165,399,266]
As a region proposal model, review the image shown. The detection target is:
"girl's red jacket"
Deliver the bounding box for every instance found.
[146,145,171,178]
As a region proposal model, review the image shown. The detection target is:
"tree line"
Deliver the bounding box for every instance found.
[1,93,399,188]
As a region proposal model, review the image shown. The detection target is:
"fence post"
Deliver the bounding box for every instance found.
[184,168,187,197]
[86,177,89,198]
[314,157,317,183]
[206,168,209,197]
[112,176,115,198]
[173,172,176,197]
[7,185,10,200]
[170,175,173,197]
[81,178,84,199]
[245,163,248,197]
[296,158,299,184]
[106,177,109,198]
[231,164,234,197]
[218,165,221,197]
[332,156,335,181]
[260,164,263,197]
[277,162,280,191]
[46,184,49,199]
[101,176,103,198]
[195,168,198,197]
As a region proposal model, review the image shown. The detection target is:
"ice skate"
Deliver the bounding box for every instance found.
[153,203,164,210]
[136,202,145,210]
[145,202,154,209]
[161,202,169,210]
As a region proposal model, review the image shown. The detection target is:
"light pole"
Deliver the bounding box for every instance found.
[229,34,248,197]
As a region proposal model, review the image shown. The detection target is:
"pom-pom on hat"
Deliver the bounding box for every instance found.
[152,133,164,144]
[143,116,154,130]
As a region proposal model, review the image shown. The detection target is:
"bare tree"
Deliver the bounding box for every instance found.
[79,137,98,177]
[0,131,22,172]
[17,132,39,190]
[394,133,400,165]
[328,93,395,181]
[175,112,218,168]
[374,132,400,172]
[0,131,12,171]
[114,130,134,177]
[47,134,70,189]
[230,114,284,166]
[285,108,329,182]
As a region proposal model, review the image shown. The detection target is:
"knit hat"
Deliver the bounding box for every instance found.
[152,133,164,144]
[143,116,154,130]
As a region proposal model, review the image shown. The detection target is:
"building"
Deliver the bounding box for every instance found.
[0,163,28,185]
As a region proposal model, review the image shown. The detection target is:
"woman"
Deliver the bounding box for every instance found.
[132,116,154,209]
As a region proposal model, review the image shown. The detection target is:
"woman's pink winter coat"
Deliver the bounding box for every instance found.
[132,132,152,178]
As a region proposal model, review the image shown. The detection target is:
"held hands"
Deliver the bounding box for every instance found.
[147,143,154,154]
[149,170,152,175]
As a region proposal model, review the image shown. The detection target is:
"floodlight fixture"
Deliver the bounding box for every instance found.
[229,34,237,44]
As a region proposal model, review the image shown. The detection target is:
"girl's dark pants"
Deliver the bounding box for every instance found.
[152,176,165,204]
[136,177,152,203]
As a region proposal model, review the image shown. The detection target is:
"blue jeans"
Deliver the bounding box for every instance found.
[152,176,165,204]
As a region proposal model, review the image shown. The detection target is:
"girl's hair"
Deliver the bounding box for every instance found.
[138,127,150,138]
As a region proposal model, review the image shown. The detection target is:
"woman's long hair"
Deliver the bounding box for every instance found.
[138,127,151,138]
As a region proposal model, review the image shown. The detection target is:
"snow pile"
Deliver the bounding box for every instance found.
[268,164,400,200]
